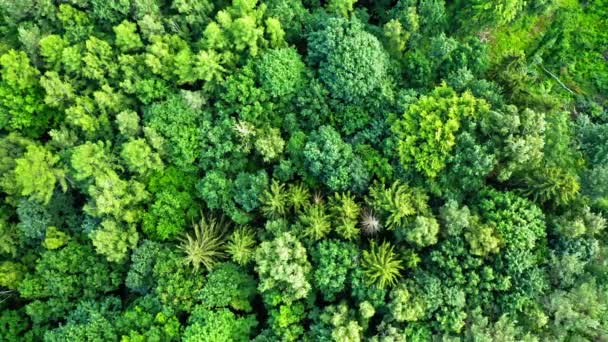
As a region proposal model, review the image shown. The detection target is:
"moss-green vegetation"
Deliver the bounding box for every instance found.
[1,0,607,340]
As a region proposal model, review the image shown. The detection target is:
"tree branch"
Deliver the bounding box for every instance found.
[540,65,576,95]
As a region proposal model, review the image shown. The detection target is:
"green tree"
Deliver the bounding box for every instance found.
[196,170,251,224]
[70,141,113,183]
[465,310,527,341]
[387,282,428,323]
[90,219,139,263]
[84,171,149,223]
[309,301,363,341]
[39,35,67,71]
[383,19,410,58]
[517,166,580,206]
[198,262,257,312]
[254,127,284,162]
[43,226,69,250]
[402,50,434,88]
[0,309,31,341]
[184,307,257,342]
[264,0,308,42]
[327,0,357,17]
[0,217,18,257]
[543,279,608,341]
[18,242,124,325]
[200,0,286,67]
[120,138,164,177]
[391,84,489,179]
[0,261,26,290]
[152,248,205,312]
[143,34,189,81]
[464,218,501,257]
[288,183,311,213]
[312,239,358,301]
[82,36,117,82]
[578,115,608,167]
[440,132,496,198]
[143,93,202,169]
[264,302,307,341]
[43,298,120,342]
[169,0,214,36]
[255,232,312,305]
[1,144,66,204]
[174,47,196,85]
[476,189,545,252]
[0,50,51,136]
[116,110,140,137]
[256,47,306,98]
[115,295,181,341]
[402,215,440,248]
[307,17,391,104]
[15,197,74,242]
[57,4,94,42]
[143,167,197,240]
[479,105,545,181]
[193,49,226,87]
[304,125,369,192]
[234,171,269,212]
[419,0,447,35]
[126,240,163,295]
[40,71,75,110]
[88,0,131,24]
[113,20,143,52]
[260,180,289,219]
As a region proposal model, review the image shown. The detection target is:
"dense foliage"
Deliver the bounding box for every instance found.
[1,0,607,340]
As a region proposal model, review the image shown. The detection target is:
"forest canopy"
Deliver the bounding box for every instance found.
[1,0,607,341]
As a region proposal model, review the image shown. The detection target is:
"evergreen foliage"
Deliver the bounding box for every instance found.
[1,0,607,340]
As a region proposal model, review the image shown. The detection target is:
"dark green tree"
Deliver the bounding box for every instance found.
[303,125,369,192]
[307,17,391,104]
[312,239,358,301]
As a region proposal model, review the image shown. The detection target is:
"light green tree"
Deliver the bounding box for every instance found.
[91,219,139,263]
[255,232,311,305]
[391,84,489,179]
[2,144,66,204]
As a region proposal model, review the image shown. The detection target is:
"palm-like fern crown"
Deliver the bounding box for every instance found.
[261,180,289,218]
[179,213,228,272]
[227,226,256,266]
[330,192,361,240]
[369,181,415,229]
[330,192,360,221]
[362,240,403,289]
[300,203,331,241]
[368,181,431,230]
[289,183,311,213]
